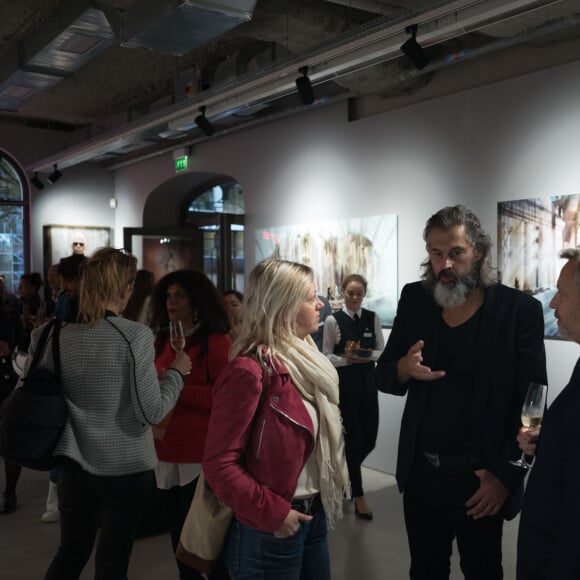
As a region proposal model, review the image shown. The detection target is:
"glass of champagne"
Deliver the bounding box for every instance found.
[509,381,547,469]
[169,320,185,353]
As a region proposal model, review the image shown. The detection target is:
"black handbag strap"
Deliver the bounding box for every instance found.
[27,318,62,381]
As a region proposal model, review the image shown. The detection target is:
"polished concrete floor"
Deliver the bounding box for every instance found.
[0,464,519,579]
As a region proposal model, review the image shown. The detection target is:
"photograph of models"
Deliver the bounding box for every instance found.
[498,194,580,337]
[255,213,398,326]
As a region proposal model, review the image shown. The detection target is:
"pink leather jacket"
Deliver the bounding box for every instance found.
[203,354,315,533]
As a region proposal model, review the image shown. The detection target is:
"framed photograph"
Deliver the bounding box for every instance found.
[498,194,580,338]
[43,225,112,270]
[255,214,398,327]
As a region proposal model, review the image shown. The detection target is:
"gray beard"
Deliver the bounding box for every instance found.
[433,279,471,308]
[432,266,481,308]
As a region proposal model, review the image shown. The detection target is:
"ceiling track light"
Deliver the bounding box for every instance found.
[48,163,62,184]
[194,106,215,137]
[400,24,429,70]
[30,172,45,190]
[295,65,315,106]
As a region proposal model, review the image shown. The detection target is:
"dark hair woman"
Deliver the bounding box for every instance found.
[150,269,231,580]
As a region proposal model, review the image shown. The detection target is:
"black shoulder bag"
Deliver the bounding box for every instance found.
[0,318,65,470]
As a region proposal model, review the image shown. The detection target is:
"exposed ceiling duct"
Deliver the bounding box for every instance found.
[0,0,579,173]
[0,1,115,113]
[105,0,258,56]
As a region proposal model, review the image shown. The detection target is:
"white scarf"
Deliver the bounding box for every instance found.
[276,335,351,529]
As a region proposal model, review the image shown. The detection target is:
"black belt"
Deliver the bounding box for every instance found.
[291,494,323,515]
[421,451,479,469]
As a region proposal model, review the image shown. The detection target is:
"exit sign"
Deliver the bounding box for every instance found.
[175,156,188,172]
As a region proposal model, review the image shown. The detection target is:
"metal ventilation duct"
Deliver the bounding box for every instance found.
[0,1,115,113]
[115,0,258,57]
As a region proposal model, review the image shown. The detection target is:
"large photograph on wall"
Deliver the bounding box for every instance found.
[497,195,580,338]
[43,225,111,269]
[255,214,398,327]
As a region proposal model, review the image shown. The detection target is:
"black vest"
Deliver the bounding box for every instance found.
[333,309,377,393]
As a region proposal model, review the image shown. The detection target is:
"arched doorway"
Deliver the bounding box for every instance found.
[123,171,244,293]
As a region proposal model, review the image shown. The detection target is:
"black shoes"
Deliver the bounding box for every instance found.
[1,491,17,515]
[354,498,373,521]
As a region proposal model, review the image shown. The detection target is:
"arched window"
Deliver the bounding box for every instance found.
[186,180,244,215]
[0,149,29,293]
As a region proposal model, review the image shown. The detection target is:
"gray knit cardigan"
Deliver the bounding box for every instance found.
[23,316,183,476]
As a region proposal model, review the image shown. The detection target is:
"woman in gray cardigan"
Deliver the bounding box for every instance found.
[34,247,192,580]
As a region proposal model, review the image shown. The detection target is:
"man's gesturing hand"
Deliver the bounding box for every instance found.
[397,340,446,383]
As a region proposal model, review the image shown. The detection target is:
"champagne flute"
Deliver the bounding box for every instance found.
[169,320,185,353]
[509,381,547,469]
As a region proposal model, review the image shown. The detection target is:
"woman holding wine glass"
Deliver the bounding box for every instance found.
[150,270,231,580]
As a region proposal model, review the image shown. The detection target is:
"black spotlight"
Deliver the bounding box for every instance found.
[30,172,44,190]
[48,164,62,184]
[194,106,215,137]
[400,24,429,70]
[295,66,315,106]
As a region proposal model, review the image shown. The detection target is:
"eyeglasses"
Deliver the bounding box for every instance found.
[73,242,85,247]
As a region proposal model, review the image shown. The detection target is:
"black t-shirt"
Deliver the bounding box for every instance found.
[416,307,482,454]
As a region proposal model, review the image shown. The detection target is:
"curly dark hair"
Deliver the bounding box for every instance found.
[151,269,230,358]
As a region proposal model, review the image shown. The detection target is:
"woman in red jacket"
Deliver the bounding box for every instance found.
[150,270,231,580]
[203,259,351,580]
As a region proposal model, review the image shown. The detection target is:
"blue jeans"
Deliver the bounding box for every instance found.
[223,511,330,580]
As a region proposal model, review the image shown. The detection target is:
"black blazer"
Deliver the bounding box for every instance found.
[517,359,580,580]
[376,282,547,495]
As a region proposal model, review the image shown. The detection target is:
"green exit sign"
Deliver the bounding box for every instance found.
[175,156,188,172]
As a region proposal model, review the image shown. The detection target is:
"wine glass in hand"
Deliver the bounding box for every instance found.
[510,382,547,469]
[169,320,185,353]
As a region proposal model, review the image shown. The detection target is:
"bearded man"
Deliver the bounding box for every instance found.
[376,205,547,580]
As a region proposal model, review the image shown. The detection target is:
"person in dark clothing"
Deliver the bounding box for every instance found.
[54,253,86,323]
[0,287,24,514]
[323,274,384,520]
[376,205,547,580]
[516,247,580,580]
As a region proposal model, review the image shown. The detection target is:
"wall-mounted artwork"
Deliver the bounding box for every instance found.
[142,235,203,282]
[498,195,580,337]
[255,214,398,327]
[43,225,111,269]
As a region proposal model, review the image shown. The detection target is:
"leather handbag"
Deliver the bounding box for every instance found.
[176,356,268,574]
[0,318,65,471]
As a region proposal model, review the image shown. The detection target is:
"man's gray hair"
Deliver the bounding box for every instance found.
[421,204,496,287]
[560,247,580,290]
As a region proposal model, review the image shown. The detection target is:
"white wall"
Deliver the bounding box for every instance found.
[28,58,580,475]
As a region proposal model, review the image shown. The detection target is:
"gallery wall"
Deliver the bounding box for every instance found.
[23,57,580,474]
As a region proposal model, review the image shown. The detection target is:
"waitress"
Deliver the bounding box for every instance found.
[323,273,384,520]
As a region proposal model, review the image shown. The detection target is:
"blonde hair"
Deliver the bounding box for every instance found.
[231,259,315,360]
[79,247,137,325]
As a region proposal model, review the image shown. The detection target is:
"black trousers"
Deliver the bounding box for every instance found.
[403,455,504,580]
[339,389,379,497]
[44,458,154,580]
[159,476,230,580]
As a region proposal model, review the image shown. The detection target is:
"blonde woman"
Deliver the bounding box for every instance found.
[31,248,192,580]
[203,259,350,580]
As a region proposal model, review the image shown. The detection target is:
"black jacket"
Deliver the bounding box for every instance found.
[376,282,547,496]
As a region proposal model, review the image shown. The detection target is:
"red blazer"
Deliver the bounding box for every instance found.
[154,332,230,463]
[203,355,315,533]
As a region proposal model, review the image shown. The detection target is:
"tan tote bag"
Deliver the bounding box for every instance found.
[175,470,233,574]
[176,355,268,574]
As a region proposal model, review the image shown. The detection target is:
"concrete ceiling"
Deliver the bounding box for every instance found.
[1,0,580,173]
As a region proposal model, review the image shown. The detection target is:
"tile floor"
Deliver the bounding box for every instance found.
[0,464,519,579]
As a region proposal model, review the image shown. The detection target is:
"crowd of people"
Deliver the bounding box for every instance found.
[0,203,578,579]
